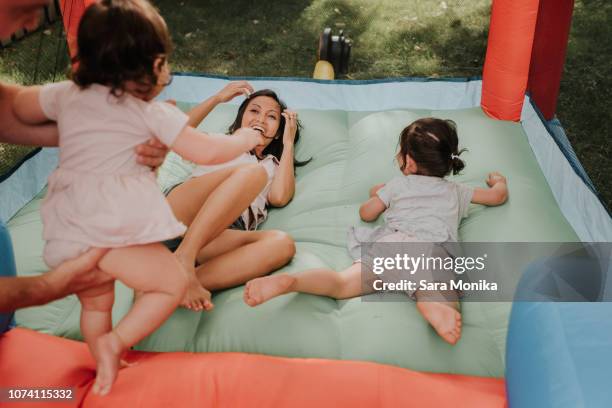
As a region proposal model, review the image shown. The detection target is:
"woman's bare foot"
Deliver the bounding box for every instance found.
[182,276,214,311]
[174,254,214,312]
[243,274,295,306]
[90,332,124,396]
[416,301,462,345]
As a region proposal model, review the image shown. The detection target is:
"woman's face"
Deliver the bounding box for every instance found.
[240,96,282,155]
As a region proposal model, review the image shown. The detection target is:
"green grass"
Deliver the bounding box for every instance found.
[0,0,609,209]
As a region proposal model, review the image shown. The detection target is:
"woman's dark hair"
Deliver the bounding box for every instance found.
[228,89,311,167]
[72,0,172,96]
[397,117,467,177]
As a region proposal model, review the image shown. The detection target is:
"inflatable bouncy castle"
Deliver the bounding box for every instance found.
[1,0,610,406]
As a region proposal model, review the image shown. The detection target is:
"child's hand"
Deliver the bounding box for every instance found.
[369,183,386,197]
[486,172,506,187]
[234,127,265,149]
[215,81,254,103]
[472,172,508,206]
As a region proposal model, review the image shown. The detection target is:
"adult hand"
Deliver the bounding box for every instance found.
[215,81,254,103]
[280,109,298,146]
[46,248,113,298]
[135,137,169,170]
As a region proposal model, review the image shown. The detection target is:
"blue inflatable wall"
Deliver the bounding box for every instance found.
[506,250,612,407]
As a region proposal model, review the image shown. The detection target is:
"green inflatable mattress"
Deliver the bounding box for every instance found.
[8,105,578,378]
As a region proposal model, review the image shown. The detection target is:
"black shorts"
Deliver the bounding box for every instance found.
[162,182,247,252]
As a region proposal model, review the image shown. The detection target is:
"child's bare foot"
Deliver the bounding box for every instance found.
[174,254,213,312]
[243,274,295,306]
[119,359,136,368]
[416,301,462,345]
[91,332,124,396]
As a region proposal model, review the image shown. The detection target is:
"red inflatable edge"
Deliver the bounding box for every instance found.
[0,328,506,407]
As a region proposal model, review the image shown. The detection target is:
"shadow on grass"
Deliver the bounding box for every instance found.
[156,0,370,77]
[382,5,489,77]
[155,0,491,79]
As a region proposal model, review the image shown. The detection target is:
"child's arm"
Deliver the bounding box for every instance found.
[369,183,385,198]
[172,126,264,165]
[472,172,508,206]
[12,86,50,125]
[359,196,387,222]
[186,81,254,128]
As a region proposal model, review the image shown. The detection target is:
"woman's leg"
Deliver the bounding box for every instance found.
[166,164,267,310]
[191,229,296,291]
[90,243,188,396]
[243,262,364,306]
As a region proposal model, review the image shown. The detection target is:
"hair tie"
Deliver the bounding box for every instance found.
[450,153,459,160]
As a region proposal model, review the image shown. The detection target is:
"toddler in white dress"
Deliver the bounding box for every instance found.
[12,0,263,396]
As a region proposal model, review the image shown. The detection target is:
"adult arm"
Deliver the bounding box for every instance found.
[187,81,254,128]
[0,83,58,146]
[0,248,110,312]
[267,110,298,207]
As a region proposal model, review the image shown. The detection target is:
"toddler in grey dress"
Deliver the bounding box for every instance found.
[243,118,509,345]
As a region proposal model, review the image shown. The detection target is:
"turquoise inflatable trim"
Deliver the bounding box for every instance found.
[526,96,605,212]
[0,147,58,223]
[171,71,483,85]
[0,148,41,184]
[0,220,16,333]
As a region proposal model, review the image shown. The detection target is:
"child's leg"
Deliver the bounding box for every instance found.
[244,262,364,306]
[414,291,462,345]
[77,281,115,352]
[90,243,188,396]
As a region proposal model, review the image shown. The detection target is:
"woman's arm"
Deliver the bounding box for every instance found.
[268,110,298,207]
[472,172,508,206]
[187,81,254,128]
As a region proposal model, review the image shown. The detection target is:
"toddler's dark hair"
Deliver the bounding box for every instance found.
[72,0,172,96]
[397,118,467,177]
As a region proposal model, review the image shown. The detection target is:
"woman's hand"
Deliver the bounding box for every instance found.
[215,81,254,103]
[135,138,169,170]
[281,109,298,146]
